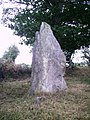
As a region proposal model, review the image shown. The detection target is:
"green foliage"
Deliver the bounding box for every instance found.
[2,45,20,62]
[2,0,90,54]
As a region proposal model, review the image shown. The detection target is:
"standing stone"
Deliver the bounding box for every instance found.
[30,22,67,94]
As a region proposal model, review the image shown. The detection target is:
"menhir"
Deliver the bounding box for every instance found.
[30,22,67,94]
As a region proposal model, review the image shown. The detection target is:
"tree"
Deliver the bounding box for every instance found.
[2,45,20,62]
[2,0,90,62]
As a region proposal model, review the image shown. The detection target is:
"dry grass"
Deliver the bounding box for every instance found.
[0,67,90,120]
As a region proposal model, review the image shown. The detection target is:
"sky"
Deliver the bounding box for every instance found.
[0,0,33,65]
[0,3,32,65]
[0,0,32,65]
[0,23,33,65]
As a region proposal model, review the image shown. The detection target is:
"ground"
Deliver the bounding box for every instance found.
[0,67,90,120]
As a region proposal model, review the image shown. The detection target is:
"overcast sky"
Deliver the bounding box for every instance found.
[0,3,32,65]
[0,23,33,65]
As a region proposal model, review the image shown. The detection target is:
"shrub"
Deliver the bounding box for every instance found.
[0,59,31,80]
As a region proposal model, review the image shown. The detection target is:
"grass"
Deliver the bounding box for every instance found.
[0,67,90,120]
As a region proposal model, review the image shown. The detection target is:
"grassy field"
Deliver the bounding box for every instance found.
[0,67,90,120]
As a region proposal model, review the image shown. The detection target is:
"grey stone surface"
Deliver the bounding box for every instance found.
[30,22,67,94]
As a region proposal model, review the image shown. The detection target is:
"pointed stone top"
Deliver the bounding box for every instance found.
[40,22,52,33]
